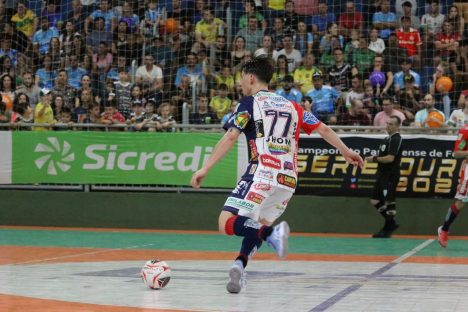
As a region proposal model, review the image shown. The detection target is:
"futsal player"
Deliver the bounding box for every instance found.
[191,56,363,293]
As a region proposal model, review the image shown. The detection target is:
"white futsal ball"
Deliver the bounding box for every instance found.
[141,260,171,289]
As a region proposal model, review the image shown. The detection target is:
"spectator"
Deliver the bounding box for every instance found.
[430,61,452,119]
[91,42,113,97]
[319,23,344,56]
[48,37,63,70]
[270,54,290,90]
[328,48,353,92]
[70,33,88,66]
[141,0,162,39]
[283,0,299,31]
[311,2,335,37]
[195,8,226,48]
[293,20,313,57]
[67,54,87,90]
[10,2,37,38]
[0,35,19,66]
[345,74,365,110]
[128,100,147,131]
[447,92,468,127]
[395,16,422,70]
[174,52,203,88]
[86,17,113,55]
[278,33,302,72]
[41,0,62,30]
[32,17,59,56]
[236,14,264,53]
[171,74,193,119]
[145,36,173,70]
[60,21,76,57]
[16,71,41,108]
[220,100,237,124]
[35,54,57,89]
[239,0,266,31]
[372,0,397,40]
[12,92,34,123]
[382,33,408,74]
[231,36,248,67]
[435,20,461,67]
[338,99,371,125]
[397,1,420,30]
[112,71,133,119]
[156,102,177,132]
[0,55,15,79]
[276,74,302,102]
[83,104,104,130]
[305,73,340,124]
[368,28,385,54]
[74,88,96,122]
[33,88,54,131]
[107,55,130,81]
[352,36,375,74]
[421,0,445,36]
[189,94,218,126]
[51,94,65,117]
[364,55,394,97]
[85,0,117,34]
[65,0,86,35]
[396,74,419,124]
[393,58,421,94]
[339,0,364,38]
[100,99,126,129]
[111,20,134,59]
[344,28,361,63]
[447,5,465,36]
[268,17,286,51]
[52,69,77,109]
[255,35,280,60]
[210,83,232,120]
[3,22,30,54]
[119,1,140,34]
[211,66,235,96]
[414,93,445,127]
[135,54,163,96]
[294,53,321,95]
[1,74,16,104]
[55,107,74,130]
[373,97,406,127]
[210,35,231,72]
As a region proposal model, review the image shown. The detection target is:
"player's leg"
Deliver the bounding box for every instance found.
[370,177,387,237]
[381,173,400,237]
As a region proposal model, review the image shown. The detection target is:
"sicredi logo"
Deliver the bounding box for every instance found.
[34,137,213,174]
[34,137,75,175]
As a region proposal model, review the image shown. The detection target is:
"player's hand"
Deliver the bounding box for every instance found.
[191,168,208,189]
[343,149,364,168]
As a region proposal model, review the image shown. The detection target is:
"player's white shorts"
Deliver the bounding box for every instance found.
[455,160,468,202]
[223,179,294,224]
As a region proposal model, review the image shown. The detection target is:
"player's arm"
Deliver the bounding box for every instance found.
[191,128,240,188]
[454,136,468,159]
[316,123,363,167]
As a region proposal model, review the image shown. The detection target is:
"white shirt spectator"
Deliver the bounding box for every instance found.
[135,65,163,82]
[368,38,386,54]
[277,49,302,72]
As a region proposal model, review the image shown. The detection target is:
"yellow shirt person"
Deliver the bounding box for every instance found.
[34,89,55,131]
[11,5,37,38]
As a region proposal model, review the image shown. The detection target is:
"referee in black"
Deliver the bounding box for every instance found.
[365,115,403,238]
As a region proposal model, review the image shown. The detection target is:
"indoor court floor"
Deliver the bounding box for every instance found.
[1,226,468,312]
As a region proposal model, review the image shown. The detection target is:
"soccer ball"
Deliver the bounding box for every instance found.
[141,260,171,289]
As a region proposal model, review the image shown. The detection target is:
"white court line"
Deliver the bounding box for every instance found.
[7,243,156,266]
[392,239,435,264]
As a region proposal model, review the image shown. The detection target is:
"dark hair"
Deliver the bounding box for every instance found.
[390,115,402,126]
[61,107,72,114]
[218,83,228,90]
[241,56,274,84]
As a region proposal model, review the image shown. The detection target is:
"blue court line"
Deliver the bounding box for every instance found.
[309,239,434,312]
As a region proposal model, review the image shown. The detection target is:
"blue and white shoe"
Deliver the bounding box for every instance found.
[266,221,290,259]
[226,260,246,294]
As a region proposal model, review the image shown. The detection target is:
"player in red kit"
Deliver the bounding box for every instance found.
[437,124,468,247]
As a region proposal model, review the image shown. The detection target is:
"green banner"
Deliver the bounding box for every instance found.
[12,132,237,187]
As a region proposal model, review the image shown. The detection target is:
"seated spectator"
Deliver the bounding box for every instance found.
[74,88,96,122]
[11,2,37,38]
[328,48,353,92]
[435,20,461,66]
[141,0,162,39]
[174,52,203,88]
[210,35,230,72]
[135,54,163,96]
[414,93,445,127]
[86,17,113,55]
[421,0,445,37]
[0,36,19,66]
[221,101,237,124]
[195,8,226,49]
[276,75,302,102]
[267,17,286,51]
[3,22,30,55]
[127,100,146,130]
[65,0,86,35]
[255,35,280,60]
[319,35,343,69]
[67,54,87,89]
[55,107,74,130]
[51,94,64,117]
[231,36,248,67]
[16,71,41,108]
[83,104,104,130]
[60,21,76,57]
[338,99,371,125]
[33,88,55,131]
[239,0,266,31]
[344,74,365,111]
[12,92,34,123]
[429,61,452,119]
[393,58,421,95]
[189,94,218,125]
[236,13,264,53]
[52,69,76,108]
[270,55,290,90]
[383,33,408,74]
[344,29,361,63]
[373,97,406,127]
[119,1,140,34]
[447,5,465,36]
[156,102,177,132]
[447,92,468,127]
[319,23,344,56]
[0,74,16,104]
[338,0,364,38]
[368,28,385,54]
[352,36,375,75]
[293,21,313,57]
[395,16,422,70]
[363,55,394,97]
[396,74,419,124]
[32,17,59,56]
[107,55,130,81]
[112,20,135,59]
[294,53,321,95]
[305,73,340,124]
[85,0,117,34]
[145,36,173,70]
[278,33,302,72]
[41,0,62,30]
[100,99,126,129]
[396,1,419,30]
[283,0,299,31]
[311,2,335,37]
[210,83,232,120]
[92,42,113,97]
[372,0,397,40]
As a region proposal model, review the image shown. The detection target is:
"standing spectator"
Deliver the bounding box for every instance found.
[278,33,302,72]
[52,69,77,109]
[294,53,321,95]
[210,83,232,120]
[373,97,406,127]
[305,73,340,124]
[91,42,113,97]
[85,0,117,34]
[293,21,313,57]
[112,71,133,119]
[421,0,445,37]
[33,88,54,131]
[276,75,302,102]
[365,115,403,238]
[135,54,163,96]
[311,2,335,37]
[395,16,422,70]
[255,35,280,60]
[368,28,385,54]
[10,1,37,38]
[32,17,59,56]
[372,0,397,40]
[236,14,264,53]
[16,71,41,108]
[339,0,364,38]
[328,48,352,92]
[195,8,226,49]
[338,99,371,125]
[393,58,421,94]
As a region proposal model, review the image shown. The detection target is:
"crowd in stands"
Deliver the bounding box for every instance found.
[0,0,467,131]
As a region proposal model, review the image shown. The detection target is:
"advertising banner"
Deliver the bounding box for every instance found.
[296,134,461,198]
[10,132,238,187]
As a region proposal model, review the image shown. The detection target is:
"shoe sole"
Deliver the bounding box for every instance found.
[437,226,447,248]
[278,221,290,259]
[226,266,243,294]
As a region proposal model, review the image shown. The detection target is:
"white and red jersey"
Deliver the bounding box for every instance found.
[395,27,422,57]
[454,125,468,200]
[224,90,321,191]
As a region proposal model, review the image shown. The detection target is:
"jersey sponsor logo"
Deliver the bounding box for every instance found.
[283,161,294,170]
[226,197,255,211]
[249,164,258,175]
[260,154,281,169]
[459,140,466,150]
[255,120,265,138]
[246,191,265,204]
[258,169,274,181]
[234,111,250,129]
[253,183,271,191]
[266,137,290,155]
[277,173,297,188]
[232,180,250,196]
[249,139,259,161]
[303,111,320,125]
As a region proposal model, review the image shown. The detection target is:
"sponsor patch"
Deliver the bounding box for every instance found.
[303,111,320,125]
[249,164,258,175]
[232,180,250,196]
[253,183,271,191]
[277,173,297,188]
[226,197,255,211]
[249,139,259,161]
[266,136,290,155]
[260,154,281,169]
[459,140,466,150]
[283,161,294,170]
[258,169,274,181]
[255,120,265,138]
[246,192,265,204]
[234,111,250,129]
